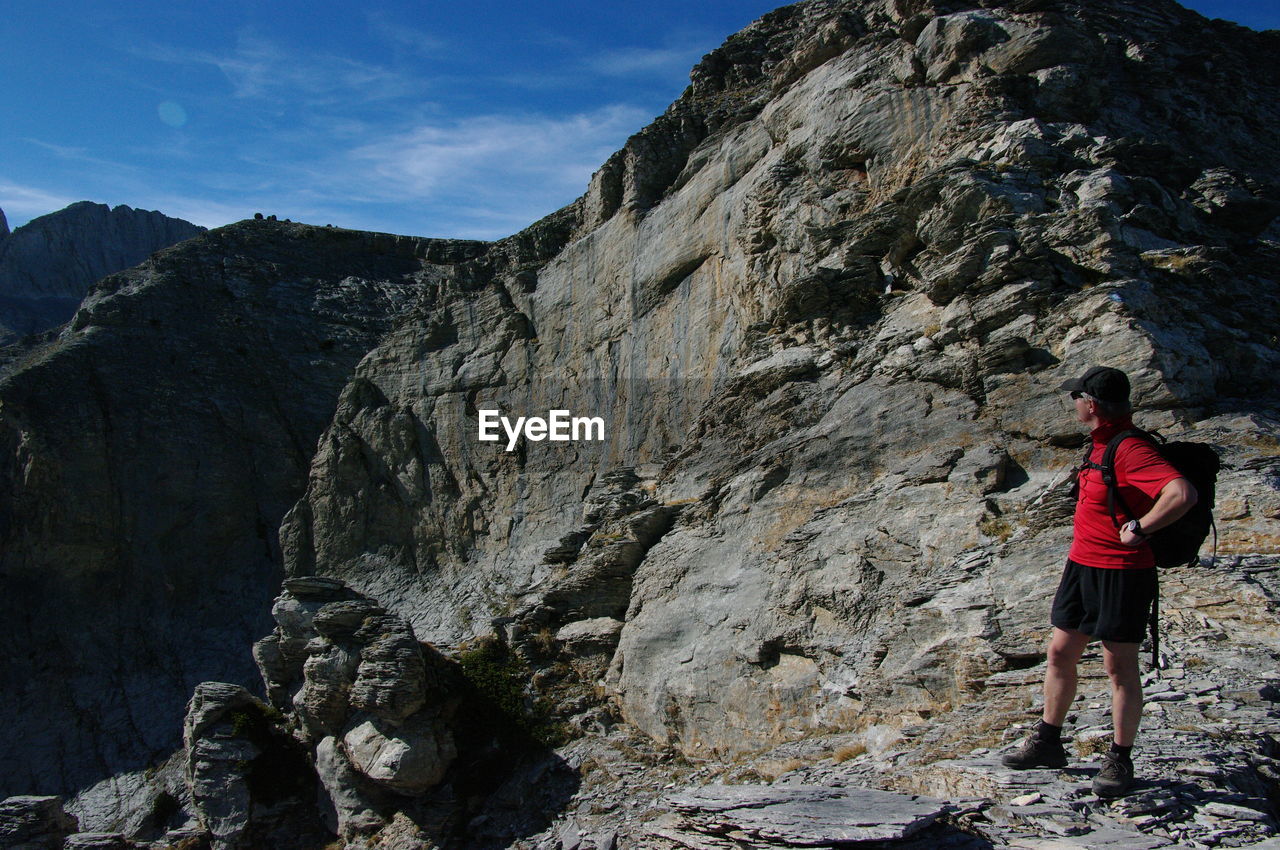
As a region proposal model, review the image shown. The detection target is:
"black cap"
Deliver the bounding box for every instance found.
[1059,366,1130,403]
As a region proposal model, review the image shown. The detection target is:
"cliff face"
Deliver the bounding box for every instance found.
[0,223,488,797]
[284,0,1280,750]
[0,202,205,343]
[2,0,1280,845]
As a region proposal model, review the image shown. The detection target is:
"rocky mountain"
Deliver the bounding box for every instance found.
[0,224,487,800]
[0,202,205,344]
[1,0,1278,847]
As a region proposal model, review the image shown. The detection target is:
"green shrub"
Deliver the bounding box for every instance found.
[458,637,567,748]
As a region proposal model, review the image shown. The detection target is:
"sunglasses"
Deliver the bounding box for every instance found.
[1070,391,1083,399]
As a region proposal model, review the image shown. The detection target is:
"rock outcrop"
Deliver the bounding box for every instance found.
[1,0,1279,846]
[0,202,205,344]
[252,577,458,840]
[182,681,327,850]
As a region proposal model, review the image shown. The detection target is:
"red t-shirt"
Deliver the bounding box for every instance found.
[1068,419,1183,569]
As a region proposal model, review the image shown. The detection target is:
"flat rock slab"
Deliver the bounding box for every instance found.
[665,784,947,845]
[283,576,350,600]
[1004,824,1173,849]
[63,833,129,849]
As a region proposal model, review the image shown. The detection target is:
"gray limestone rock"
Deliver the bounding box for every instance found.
[348,615,429,723]
[341,714,456,795]
[1190,168,1279,235]
[313,600,386,639]
[665,784,947,844]
[556,618,626,656]
[180,678,332,849]
[250,580,458,832]
[295,641,362,739]
[914,11,1010,84]
[183,684,263,850]
[1002,828,1172,849]
[284,576,353,601]
[184,683,262,745]
[60,834,128,850]
[63,749,191,839]
[314,736,386,839]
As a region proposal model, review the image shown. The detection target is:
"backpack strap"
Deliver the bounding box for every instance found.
[1095,428,1151,529]
[1150,579,1161,671]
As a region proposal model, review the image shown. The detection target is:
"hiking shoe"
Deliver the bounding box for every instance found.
[1092,751,1135,797]
[1001,734,1068,770]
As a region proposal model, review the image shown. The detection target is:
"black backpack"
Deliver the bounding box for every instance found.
[1081,428,1221,568]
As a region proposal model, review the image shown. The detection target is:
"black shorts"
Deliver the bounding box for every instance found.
[1050,559,1157,644]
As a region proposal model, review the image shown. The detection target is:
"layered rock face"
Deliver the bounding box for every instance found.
[2,0,1280,845]
[282,0,1280,762]
[0,202,205,343]
[0,223,487,797]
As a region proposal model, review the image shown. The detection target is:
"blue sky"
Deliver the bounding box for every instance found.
[3,1,1277,241]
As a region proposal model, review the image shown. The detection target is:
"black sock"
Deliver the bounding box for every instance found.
[1111,743,1133,760]
[1036,720,1063,742]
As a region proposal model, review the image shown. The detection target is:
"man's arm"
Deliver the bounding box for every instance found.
[1119,478,1198,548]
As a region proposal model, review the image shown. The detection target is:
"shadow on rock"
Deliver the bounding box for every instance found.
[434,635,583,850]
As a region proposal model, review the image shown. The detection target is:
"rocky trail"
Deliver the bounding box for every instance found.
[466,556,1280,850]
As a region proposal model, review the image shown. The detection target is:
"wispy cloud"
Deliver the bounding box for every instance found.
[366,12,446,57]
[24,139,91,159]
[268,103,648,238]
[0,182,78,227]
[38,104,655,239]
[136,32,421,103]
[351,105,648,201]
[22,22,705,240]
[23,138,141,172]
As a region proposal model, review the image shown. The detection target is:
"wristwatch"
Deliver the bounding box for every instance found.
[1123,519,1148,538]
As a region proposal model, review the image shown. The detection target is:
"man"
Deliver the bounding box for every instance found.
[1003,366,1198,796]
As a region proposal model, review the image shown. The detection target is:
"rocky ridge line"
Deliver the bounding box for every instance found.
[0,202,205,345]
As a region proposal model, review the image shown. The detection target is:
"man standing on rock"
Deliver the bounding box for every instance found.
[1003,367,1197,797]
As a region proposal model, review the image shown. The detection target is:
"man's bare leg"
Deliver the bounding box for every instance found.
[1101,640,1143,746]
[1092,639,1143,796]
[1003,627,1092,769]
[1044,627,1091,726]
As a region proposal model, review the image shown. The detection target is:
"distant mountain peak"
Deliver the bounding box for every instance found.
[0,200,205,343]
